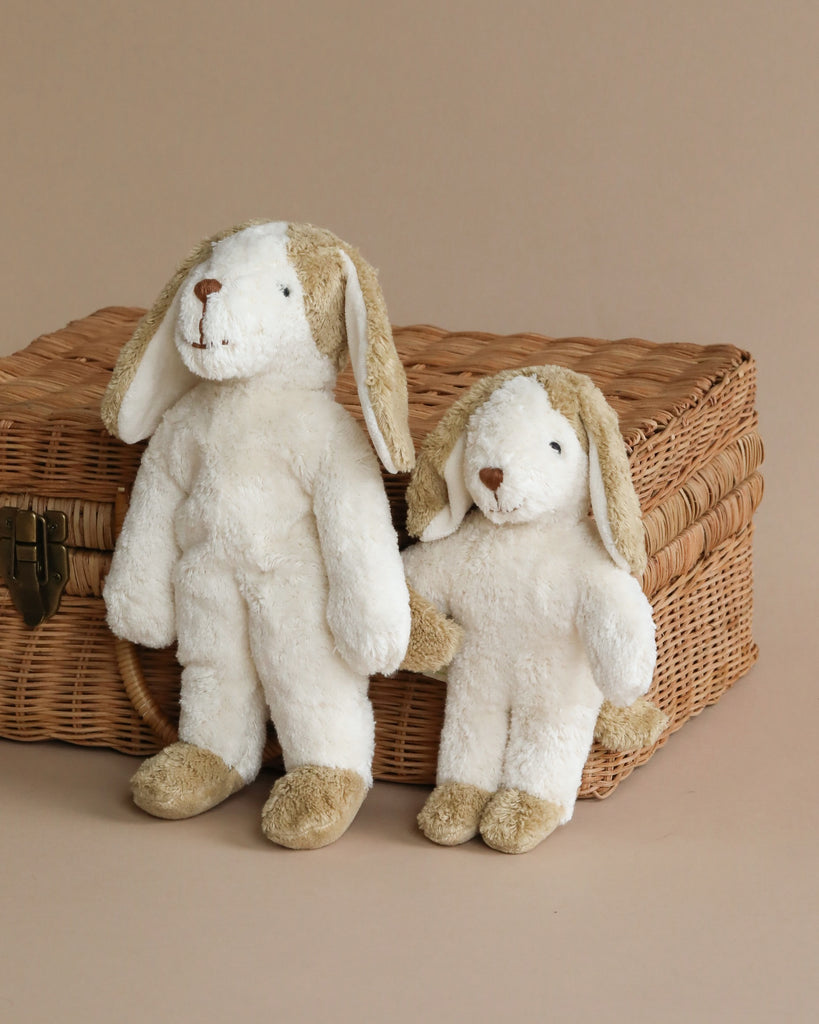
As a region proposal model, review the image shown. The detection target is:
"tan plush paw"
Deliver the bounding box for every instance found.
[594,697,669,751]
[130,741,245,820]
[261,766,368,850]
[479,789,564,854]
[417,782,493,846]
[400,587,464,674]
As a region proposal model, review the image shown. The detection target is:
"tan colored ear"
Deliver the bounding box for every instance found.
[577,381,647,576]
[406,401,470,540]
[101,221,259,441]
[419,433,471,540]
[337,249,414,474]
[102,289,195,443]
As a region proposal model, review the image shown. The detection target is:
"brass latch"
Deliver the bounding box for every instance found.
[0,507,70,628]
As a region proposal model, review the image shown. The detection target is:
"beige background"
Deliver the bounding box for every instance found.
[1,2,817,1021]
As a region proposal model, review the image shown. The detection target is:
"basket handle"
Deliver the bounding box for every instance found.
[115,637,180,747]
[112,487,179,747]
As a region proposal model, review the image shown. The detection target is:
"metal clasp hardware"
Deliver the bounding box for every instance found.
[0,507,70,628]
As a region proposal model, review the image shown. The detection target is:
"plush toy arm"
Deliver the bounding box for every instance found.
[399,542,464,673]
[103,434,184,648]
[401,587,464,674]
[313,417,411,677]
[594,698,669,751]
[578,570,657,708]
[400,537,458,618]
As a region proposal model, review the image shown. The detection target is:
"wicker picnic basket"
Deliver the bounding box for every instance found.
[0,308,762,798]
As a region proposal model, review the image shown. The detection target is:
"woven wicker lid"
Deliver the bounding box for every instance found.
[0,308,756,515]
[1,308,750,432]
[350,325,753,450]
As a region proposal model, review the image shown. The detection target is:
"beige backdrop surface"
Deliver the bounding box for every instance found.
[1,2,817,1022]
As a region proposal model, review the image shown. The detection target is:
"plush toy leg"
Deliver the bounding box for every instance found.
[244,568,375,848]
[131,741,245,819]
[479,790,564,854]
[246,567,376,782]
[502,691,602,822]
[260,766,368,850]
[417,782,493,845]
[174,562,269,785]
[485,687,601,851]
[435,666,510,795]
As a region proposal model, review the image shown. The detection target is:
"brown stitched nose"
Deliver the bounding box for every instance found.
[479,467,504,493]
[194,278,222,304]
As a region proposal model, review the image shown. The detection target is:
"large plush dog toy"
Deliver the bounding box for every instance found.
[102,221,414,849]
[401,367,660,853]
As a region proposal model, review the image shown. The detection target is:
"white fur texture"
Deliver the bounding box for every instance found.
[402,376,656,820]
[104,224,410,784]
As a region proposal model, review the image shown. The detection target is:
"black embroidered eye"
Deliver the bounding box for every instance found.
[282,286,291,297]
[550,441,562,453]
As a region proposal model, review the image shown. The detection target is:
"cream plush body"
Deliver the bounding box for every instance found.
[102,221,414,848]
[402,371,657,853]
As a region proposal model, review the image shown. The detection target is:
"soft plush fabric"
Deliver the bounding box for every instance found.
[398,592,666,750]
[479,789,565,855]
[593,696,667,751]
[402,371,658,852]
[130,742,245,820]
[103,221,413,847]
[261,765,369,850]
[416,781,492,846]
[400,587,465,674]
[405,364,646,575]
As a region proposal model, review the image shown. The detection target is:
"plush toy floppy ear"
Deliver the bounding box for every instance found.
[337,249,414,475]
[405,375,503,541]
[101,289,195,443]
[577,382,647,576]
[101,222,256,442]
[415,433,471,541]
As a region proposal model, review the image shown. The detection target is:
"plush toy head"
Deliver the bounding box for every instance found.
[101,220,414,474]
[405,365,646,575]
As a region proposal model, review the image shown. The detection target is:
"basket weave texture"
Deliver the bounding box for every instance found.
[0,308,762,798]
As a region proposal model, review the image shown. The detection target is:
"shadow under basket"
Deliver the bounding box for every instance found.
[0,310,762,799]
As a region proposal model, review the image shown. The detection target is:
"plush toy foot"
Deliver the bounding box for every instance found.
[479,789,564,854]
[417,782,493,845]
[595,698,669,751]
[130,741,245,820]
[260,766,368,850]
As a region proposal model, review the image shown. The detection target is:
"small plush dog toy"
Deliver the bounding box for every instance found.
[102,221,414,849]
[401,366,660,853]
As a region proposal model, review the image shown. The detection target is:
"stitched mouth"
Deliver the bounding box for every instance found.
[486,502,521,518]
[191,337,230,349]
[491,491,520,515]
